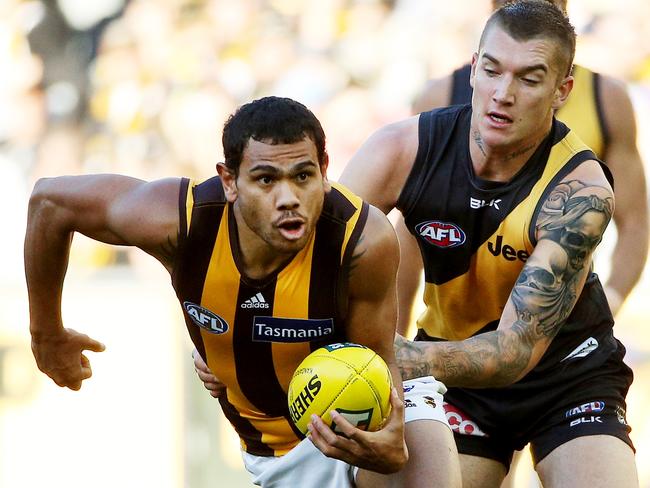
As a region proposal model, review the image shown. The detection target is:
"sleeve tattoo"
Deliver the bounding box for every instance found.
[517,180,613,337]
[394,179,613,387]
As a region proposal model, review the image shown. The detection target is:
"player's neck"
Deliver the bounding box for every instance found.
[469,130,547,182]
[232,205,298,281]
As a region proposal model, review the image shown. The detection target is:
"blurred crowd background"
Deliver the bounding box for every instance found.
[1,0,649,487]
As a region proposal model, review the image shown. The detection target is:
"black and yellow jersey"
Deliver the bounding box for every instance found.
[172,177,368,457]
[398,106,613,350]
[449,63,608,158]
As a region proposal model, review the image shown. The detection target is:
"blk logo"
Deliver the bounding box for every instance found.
[570,416,602,427]
[416,221,466,248]
[470,197,501,210]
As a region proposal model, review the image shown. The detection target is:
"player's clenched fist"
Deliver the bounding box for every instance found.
[31,327,105,390]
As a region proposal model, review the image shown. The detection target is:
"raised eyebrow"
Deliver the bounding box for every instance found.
[291,160,318,172]
[482,53,548,75]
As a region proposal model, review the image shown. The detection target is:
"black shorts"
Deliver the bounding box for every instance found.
[417,329,635,471]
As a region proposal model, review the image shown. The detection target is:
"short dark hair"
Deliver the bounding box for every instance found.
[491,0,567,13]
[222,96,328,175]
[481,0,576,77]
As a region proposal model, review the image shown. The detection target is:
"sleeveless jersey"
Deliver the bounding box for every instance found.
[397,105,613,351]
[449,63,608,158]
[172,177,369,457]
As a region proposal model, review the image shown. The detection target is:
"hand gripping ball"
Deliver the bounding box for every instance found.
[287,342,393,436]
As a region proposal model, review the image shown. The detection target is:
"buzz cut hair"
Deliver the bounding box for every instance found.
[492,0,568,14]
[482,0,576,78]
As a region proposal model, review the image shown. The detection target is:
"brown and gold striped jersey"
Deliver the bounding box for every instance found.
[172,177,368,456]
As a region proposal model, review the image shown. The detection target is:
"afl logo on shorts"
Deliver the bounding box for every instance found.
[183,301,228,334]
[416,221,466,248]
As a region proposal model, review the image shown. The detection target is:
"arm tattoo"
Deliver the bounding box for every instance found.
[393,335,433,379]
[521,179,613,335]
[395,327,536,387]
[395,179,613,387]
[347,234,366,278]
[157,234,177,268]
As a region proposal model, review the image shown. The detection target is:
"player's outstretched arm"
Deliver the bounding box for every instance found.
[395,160,614,387]
[25,174,181,389]
[308,205,408,474]
[599,75,649,314]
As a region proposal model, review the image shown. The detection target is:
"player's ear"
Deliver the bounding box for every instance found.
[217,163,238,202]
[553,73,573,111]
[321,153,331,193]
[469,52,479,89]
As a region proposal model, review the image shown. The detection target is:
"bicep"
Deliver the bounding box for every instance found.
[31,175,181,257]
[106,177,182,254]
[345,208,400,376]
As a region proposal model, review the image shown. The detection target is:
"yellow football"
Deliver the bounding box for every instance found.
[287,342,393,436]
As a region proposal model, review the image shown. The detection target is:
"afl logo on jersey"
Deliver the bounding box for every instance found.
[416,221,466,248]
[183,301,228,334]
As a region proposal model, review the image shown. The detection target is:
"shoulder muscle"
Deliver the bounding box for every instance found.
[340,117,419,214]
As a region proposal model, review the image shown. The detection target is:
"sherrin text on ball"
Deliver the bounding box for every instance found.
[287,342,392,436]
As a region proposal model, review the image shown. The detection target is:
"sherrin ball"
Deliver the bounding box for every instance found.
[287,342,393,436]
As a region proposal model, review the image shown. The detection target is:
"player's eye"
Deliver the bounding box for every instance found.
[258,175,274,185]
[522,78,540,85]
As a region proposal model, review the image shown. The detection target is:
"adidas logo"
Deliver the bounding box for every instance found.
[241,292,270,309]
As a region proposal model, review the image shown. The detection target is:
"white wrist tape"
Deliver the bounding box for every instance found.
[402,376,449,426]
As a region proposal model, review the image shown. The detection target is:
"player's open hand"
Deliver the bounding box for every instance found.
[31,328,105,390]
[192,348,226,398]
[307,388,408,474]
